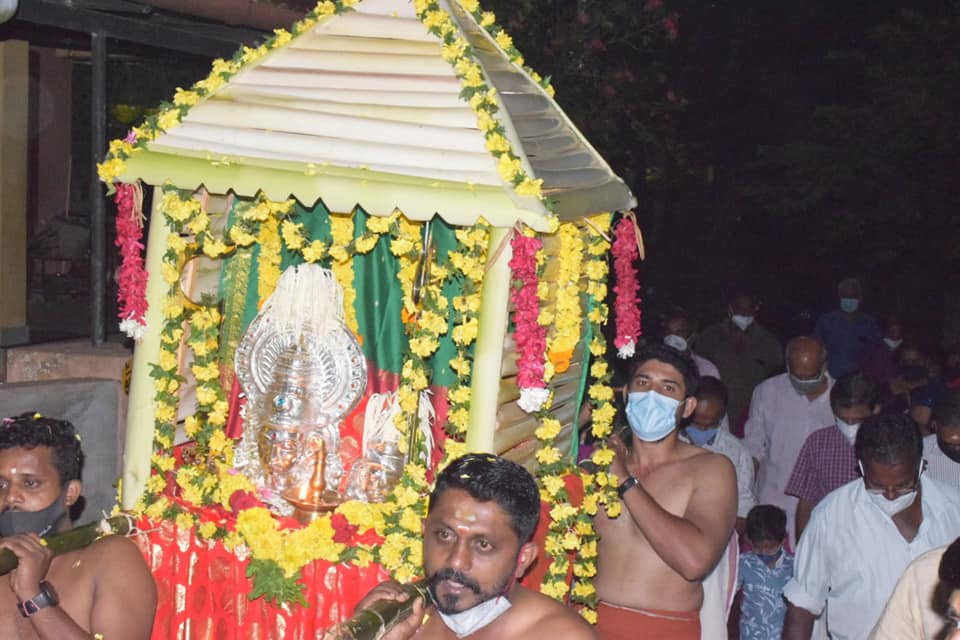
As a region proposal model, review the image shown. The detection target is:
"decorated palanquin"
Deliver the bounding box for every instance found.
[99,0,643,637]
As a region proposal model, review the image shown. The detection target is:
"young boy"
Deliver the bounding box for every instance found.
[736,505,794,640]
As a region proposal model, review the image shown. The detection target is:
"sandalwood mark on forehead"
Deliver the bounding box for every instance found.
[454,507,478,524]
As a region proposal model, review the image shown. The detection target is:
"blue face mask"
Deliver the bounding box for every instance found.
[755,548,782,565]
[840,297,860,313]
[626,391,682,442]
[685,426,718,447]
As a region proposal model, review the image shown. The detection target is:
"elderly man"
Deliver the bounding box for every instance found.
[595,344,737,639]
[743,337,834,547]
[354,454,595,640]
[0,413,157,639]
[813,277,881,379]
[697,292,783,433]
[783,413,960,639]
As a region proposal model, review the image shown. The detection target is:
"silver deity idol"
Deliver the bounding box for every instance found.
[234,264,367,510]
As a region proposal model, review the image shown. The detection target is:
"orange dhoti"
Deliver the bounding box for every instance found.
[596,601,700,640]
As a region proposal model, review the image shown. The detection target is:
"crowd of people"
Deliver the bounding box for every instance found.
[6,275,960,640]
[630,277,960,639]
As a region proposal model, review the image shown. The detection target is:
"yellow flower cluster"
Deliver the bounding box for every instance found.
[455,1,556,97]
[445,221,489,436]
[257,216,282,304]
[546,223,585,377]
[329,212,358,335]
[378,463,429,583]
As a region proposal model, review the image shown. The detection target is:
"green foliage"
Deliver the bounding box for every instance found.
[741,4,960,271]
[482,0,685,189]
[246,559,307,607]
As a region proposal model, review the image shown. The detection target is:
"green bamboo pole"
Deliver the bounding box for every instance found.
[466,227,513,453]
[324,580,430,640]
[0,516,136,575]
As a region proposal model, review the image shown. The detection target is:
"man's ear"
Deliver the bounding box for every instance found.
[514,541,538,579]
[681,397,698,420]
[64,480,82,507]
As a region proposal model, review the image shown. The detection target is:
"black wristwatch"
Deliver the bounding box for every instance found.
[617,475,639,499]
[17,581,59,617]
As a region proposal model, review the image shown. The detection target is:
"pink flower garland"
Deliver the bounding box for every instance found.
[612,216,642,358]
[509,232,547,399]
[115,182,149,340]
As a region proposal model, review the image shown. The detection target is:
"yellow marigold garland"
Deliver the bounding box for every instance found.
[454,1,556,97]
[446,221,490,436]
[563,213,617,623]
[329,212,358,335]
[545,223,585,377]
[257,216,282,305]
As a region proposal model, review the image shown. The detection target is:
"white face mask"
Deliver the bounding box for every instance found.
[884,338,903,350]
[731,314,754,331]
[860,462,921,518]
[835,417,860,445]
[867,489,917,518]
[663,334,689,352]
[437,596,512,638]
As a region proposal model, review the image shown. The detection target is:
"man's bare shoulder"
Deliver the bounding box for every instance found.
[82,534,153,578]
[676,442,734,471]
[513,587,597,639]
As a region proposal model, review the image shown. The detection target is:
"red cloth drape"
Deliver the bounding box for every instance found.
[138,514,389,640]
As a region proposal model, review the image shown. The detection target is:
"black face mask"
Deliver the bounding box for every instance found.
[0,491,67,538]
[938,439,960,464]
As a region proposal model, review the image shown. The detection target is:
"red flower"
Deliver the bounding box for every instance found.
[663,15,679,40]
[114,182,148,336]
[228,490,261,513]
[612,217,642,351]
[330,513,359,543]
[509,233,548,390]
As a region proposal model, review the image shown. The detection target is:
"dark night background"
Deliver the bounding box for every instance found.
[8,0,959,352]
[486,0,960,353]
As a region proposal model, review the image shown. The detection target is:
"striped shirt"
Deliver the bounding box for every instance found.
[922,434,960,488]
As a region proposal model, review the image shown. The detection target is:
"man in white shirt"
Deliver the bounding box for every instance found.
[743,336,834,548]
[782,413,960,640]
[922,389,960,488]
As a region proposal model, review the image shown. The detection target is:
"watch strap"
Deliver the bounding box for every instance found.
[617,475,639,499]
[17,581,59,618]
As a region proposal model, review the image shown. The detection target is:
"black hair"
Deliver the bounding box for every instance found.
[429,454,541,544]
[662,307,695,336]
[627,343,700,398]
[854,412,922,467]
[695,376,728,409]
[830,371,879,412]
[933,389,960,429]
[0,412,83,484]
[939,537,960,589]
[746,505,786,544]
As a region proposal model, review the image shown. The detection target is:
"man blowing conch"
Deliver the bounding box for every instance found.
[0,413,156,640]
[353,453,595,640]
[594,344,738,639]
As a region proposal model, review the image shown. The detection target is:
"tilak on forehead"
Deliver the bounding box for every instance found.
[454,506,479,524]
